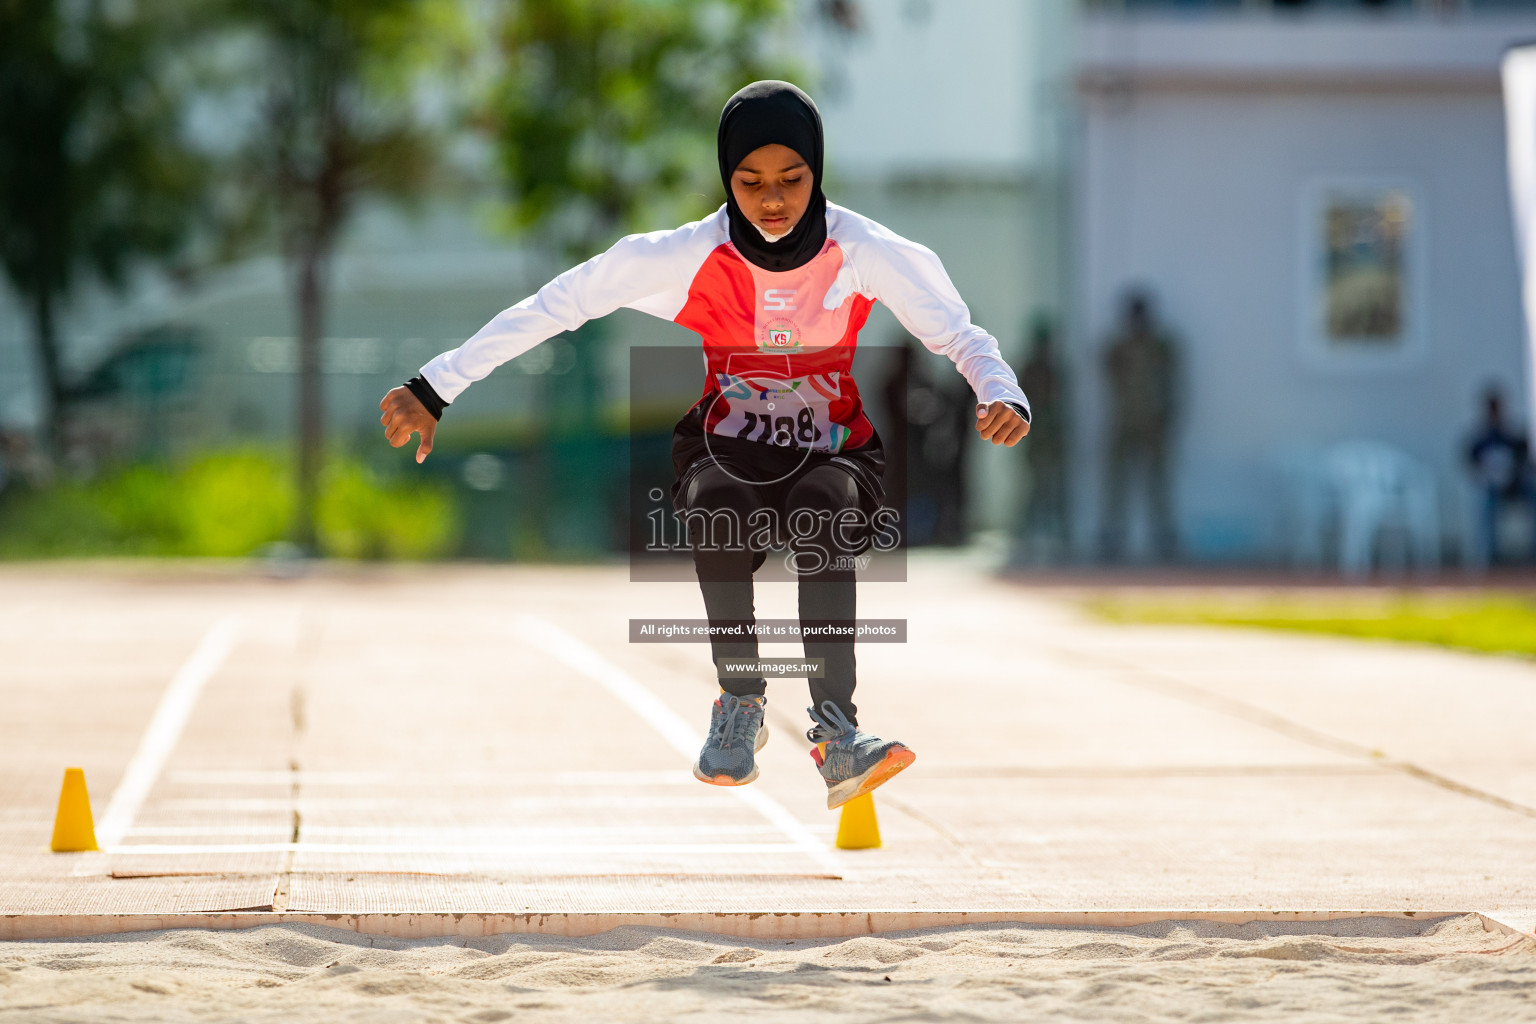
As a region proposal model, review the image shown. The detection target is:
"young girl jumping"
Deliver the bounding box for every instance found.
[380,81,1030,810]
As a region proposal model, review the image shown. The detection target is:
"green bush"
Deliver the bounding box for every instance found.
[0,464,184,557]
[178,452,295,556]
[316,461,458,560]
[0,450,458,560]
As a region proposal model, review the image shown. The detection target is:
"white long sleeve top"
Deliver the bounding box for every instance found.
[422,202,1029,452]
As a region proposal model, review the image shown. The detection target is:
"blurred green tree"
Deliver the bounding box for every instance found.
[0,0,208,457]
[484,0,792,422]
[220,0,461,549]
[481,0,792,555]
[488,0,788,258]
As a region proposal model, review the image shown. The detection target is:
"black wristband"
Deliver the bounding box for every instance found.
[1004,401,1030,424]
[404,376,448,421]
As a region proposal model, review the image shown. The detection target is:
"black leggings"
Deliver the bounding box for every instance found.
[681,461,860,725]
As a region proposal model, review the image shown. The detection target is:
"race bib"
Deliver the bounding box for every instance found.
[710,370,850,453]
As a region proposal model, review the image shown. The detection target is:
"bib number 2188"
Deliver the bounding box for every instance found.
[736,406,822,447]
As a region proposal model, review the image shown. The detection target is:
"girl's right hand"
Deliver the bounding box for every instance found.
[380,387,437,463]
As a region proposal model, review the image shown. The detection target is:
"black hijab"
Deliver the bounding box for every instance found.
[717,80,828,272]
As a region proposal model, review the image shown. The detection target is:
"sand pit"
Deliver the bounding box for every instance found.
[2,916,1533,1022]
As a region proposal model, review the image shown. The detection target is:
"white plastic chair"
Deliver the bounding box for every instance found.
[1322,440,1440,578]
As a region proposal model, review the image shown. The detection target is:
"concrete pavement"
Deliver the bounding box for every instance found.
[2,557,1533,938]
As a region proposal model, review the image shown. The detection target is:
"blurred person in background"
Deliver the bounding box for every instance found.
[879,335,971,547]
[926,357,973,547]
[1015,315,1067,562]
[877,337,914,544]
[379,81,1030,811]
[1465,383,1536,567]
[1100,288,1181,563]
[0,431,41,495]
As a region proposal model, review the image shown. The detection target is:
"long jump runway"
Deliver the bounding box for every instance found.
[3,559,1535,940]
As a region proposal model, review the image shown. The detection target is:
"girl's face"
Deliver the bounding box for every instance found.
[730,143,813,237]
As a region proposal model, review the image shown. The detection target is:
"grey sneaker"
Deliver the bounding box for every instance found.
[693,693,770,786]
[806,701,915,809]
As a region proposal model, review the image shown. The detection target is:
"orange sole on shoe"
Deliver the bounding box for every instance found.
[690,724,768,787]
[826,746,915,809]
[692,764,760,786]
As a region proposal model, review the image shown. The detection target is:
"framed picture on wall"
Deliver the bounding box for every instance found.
[1298,179,1426,370]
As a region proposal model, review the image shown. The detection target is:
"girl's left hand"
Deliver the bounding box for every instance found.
[975,402,1030,447]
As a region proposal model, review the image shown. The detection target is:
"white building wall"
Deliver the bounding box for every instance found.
[1074,14,1535,562]
[811,0,1034,179]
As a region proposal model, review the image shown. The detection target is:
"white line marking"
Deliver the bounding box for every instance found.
[514,614,843,875]
[166,769,699,787]
[95,616,242,847]
[155,796,722,812]
[296,826,801,839]
[107,842,806,856]
[126,824,806,839]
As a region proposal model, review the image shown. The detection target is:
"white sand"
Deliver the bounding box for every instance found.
[2,915,1533,1022]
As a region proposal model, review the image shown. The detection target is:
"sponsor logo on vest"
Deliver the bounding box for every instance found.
[760,318,800,351]
[763,288,797,311]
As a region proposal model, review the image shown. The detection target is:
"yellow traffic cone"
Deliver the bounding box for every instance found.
[835,792,881,849]
[50,767,99,852]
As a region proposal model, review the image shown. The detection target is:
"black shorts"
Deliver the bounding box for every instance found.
[669,402,888,556]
